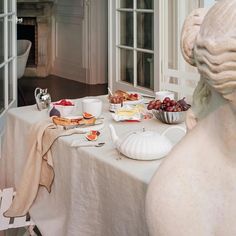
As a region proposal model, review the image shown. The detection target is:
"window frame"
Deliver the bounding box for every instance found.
[108,0,217,98]
[108,0,159,96]
[160,0,201,101]
[0,0,17,137]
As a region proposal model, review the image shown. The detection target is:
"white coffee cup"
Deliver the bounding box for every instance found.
[82,98,103,118]
[155,91,175,101]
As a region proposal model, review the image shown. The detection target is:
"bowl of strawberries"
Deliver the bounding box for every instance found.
[147,97,191,124]
[52,99,75,117]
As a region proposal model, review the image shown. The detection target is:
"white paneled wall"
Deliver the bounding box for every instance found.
[52,0,108,85]
[52,0,86,83]
[87,0,108,84]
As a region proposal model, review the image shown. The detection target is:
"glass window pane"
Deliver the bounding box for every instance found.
[8,0,13,13]
[0,0,4,14]
[0,18,4,64]
[8,16,13,58]
[137,52,154,89]
[120,12,133,47]
[0,66,4,114]
[137,13,153,50]
[120,0,133,8]
[120,49,133,84]
[8,60,13,104]
[137,0,153,9]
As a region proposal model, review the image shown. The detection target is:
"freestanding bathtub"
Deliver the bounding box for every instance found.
[17,40,32,79]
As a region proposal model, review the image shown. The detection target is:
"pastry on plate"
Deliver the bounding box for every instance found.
[52,116,96,127]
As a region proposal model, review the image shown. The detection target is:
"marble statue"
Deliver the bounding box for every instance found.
[146,0,236,235]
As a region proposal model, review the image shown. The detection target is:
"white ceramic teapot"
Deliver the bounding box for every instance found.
[109,124,186,160]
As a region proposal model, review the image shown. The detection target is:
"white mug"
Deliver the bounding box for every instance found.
[155,91,174,101]
[82,98,103,118]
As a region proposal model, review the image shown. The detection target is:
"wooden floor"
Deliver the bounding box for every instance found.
[18,75,108,107]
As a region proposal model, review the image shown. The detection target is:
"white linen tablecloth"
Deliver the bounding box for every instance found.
[0,96,184,236]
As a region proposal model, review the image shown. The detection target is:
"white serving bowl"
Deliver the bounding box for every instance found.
[152,109,186,124]
[54,105,75,117]
[52,100,75,117]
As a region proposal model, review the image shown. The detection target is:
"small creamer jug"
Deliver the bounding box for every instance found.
[34,87,51,111]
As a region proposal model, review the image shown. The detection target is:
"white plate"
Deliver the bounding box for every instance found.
[63,116,104,133]
[123,92,144,105]
[74,122,104,133]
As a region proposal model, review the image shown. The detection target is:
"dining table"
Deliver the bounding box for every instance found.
[0,95,185,236]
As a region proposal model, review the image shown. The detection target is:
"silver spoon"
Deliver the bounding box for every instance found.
[77,142,105,148]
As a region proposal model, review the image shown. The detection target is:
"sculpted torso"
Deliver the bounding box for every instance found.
[146,113,236,235]
[146,1,236,235]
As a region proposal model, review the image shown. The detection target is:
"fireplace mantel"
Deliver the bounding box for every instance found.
[17,1,53,77]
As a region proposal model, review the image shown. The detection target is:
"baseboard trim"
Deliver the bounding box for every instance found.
[52,58,86,83]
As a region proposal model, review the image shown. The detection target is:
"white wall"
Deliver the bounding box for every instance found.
[51,0,86,83]
[51,0,108,85]
[87,0,108,84]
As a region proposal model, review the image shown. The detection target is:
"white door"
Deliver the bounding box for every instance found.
[109,0,158,96]
[52,0,108,85]
[51,0,87,83]
[108,0,217,99]
[0,0,17,151]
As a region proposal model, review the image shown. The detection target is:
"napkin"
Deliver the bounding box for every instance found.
[4,118,82,218]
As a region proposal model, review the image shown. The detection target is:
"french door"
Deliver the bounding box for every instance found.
[161,0,217,102]
[0,0,17,137]
[108,0,202,97]
[108,0,217,99]
[108,0,158,96]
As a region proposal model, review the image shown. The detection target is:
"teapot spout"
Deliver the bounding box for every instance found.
[109,124,120,147]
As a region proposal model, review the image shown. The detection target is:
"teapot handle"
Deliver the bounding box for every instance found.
[161,126,186,137]
[34,87,41,99]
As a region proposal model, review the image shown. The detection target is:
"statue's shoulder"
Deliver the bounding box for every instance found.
[146,133,210,235]
[146,127,236,236]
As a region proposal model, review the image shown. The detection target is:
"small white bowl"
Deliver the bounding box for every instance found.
[52,100,75,117]
[54,105,74,117]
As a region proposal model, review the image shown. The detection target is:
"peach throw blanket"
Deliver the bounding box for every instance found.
[4,118,79,217]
